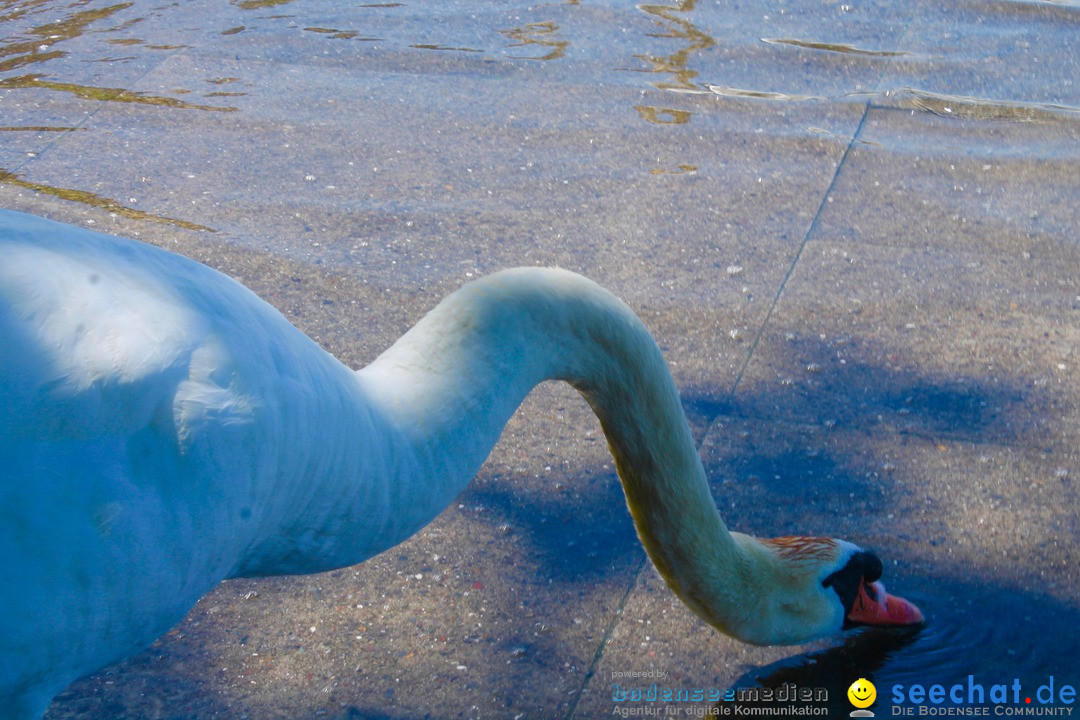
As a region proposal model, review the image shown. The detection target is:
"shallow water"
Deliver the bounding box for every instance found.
[3,0,1077,256]
[2,1,1078,718]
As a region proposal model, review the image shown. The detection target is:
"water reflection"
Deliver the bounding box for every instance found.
[725,626,924,716]
[635,0,715,92]
[0,168,215,231]
[0,74,238,111]
[410,44,485,53]
[0,2,132,74]
[303,26,379,42]
[629,1,1080,128]
[0,125,81,133]
[724,580,1080,713]
[705,85,819,102]
[699,83,1080,124]
[634,105,692,124]
[1,0,1075,226]
[649,163,698,175]
[762,37,908,58]
[502,21,568,61]
[231,0,295,9]
[880,87,1080,122]
[0,2,234,110]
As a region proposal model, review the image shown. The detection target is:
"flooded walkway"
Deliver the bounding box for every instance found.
[2,0,1077,717]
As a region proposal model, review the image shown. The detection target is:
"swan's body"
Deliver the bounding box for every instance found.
[0,210,921,719]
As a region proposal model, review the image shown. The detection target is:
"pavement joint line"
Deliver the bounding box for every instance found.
[6,109,95,178]
[567,95,876,720]
[725,0,923,406]
[727,101,872,403]
[5,42,185,177]
[565,556,645,720]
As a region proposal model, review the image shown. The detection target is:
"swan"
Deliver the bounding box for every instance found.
[0,209,922,718]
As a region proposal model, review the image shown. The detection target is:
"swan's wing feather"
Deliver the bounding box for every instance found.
[0,215,214,439]
[0,212,257,699]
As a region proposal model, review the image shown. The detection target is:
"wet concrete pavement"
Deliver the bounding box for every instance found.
[1,1,1077,718]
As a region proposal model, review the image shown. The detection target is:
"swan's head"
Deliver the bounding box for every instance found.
[704,535,924,646]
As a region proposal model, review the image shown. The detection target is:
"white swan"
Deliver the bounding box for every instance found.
[0,209,921,718]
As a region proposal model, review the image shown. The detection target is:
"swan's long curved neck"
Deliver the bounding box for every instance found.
[356,268,741,626]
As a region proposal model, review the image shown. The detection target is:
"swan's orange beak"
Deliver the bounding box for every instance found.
[846,580,924,626]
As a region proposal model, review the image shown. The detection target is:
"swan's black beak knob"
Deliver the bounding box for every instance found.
[825,549,924,628]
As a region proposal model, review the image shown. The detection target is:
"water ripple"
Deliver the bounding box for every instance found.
[762,37,909,58]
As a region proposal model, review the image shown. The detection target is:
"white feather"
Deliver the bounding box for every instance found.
[1,210,902,718]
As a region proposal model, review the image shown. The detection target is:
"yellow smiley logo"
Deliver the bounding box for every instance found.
[848,678,877,709]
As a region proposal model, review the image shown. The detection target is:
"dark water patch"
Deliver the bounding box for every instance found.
[729,578,1079,713]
